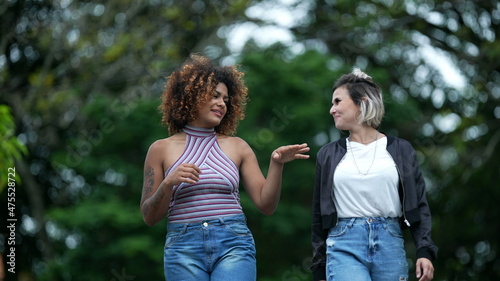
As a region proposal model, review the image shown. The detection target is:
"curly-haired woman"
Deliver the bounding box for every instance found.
[140,54,310,281]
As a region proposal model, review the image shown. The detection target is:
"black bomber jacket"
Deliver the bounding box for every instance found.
[310,135,438,281]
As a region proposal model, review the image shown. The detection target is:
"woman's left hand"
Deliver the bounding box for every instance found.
[271,143,310,163]
[416,258,434,281]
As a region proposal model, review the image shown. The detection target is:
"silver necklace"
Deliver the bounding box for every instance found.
[348,132,379,177]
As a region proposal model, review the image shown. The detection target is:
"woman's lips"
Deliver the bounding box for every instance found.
[212,109,223,117]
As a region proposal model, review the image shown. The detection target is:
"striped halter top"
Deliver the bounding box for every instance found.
[165,125,242,223]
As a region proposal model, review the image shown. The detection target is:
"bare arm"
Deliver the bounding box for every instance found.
[240,141,310,215]
[140,141,201,226]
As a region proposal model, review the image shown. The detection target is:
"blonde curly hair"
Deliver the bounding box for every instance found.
[160,54,248,135]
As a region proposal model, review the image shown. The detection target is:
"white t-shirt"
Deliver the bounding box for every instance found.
[333,137,402,218]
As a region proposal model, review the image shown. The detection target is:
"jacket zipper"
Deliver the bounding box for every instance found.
[389,153,411,227]
[330,165,340,227]
[330,148,344,227]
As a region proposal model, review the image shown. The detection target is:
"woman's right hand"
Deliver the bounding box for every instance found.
[164,163,201,186]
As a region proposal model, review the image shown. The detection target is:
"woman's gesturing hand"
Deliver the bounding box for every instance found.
[165,163,201,186]
[271,143,310,164]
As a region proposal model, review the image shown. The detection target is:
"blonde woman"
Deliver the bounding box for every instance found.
[311,69,437,281]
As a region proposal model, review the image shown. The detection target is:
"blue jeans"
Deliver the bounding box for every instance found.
[164,213,256,281]
[326,217,408,281]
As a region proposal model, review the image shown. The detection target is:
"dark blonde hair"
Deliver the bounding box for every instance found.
[160,54,248,135]
[332,68,384,129]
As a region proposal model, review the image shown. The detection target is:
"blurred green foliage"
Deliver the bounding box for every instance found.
[1,0,499,280]
[0,105,27,192]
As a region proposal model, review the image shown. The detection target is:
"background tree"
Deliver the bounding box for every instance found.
[0,105,27,192]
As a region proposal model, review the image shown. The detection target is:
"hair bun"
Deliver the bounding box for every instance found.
[352,68,372,80]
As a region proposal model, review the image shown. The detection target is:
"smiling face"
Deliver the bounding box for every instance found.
[329,86,360,130]
[188,82,229,129]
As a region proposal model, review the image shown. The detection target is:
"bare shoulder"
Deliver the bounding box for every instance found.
[150,133,184,149]
[148,137,170,153]
[218,135,252,151]
[146,133,186,165]
[217,135,254,166]
[234,136,254,155]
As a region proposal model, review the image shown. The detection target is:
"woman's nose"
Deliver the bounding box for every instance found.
[217,98,226,106]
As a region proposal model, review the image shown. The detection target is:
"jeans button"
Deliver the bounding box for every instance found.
[202,222,208,227]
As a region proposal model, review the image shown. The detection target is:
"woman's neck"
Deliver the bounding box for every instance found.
[187,118,219,130]
[348,127,379,144]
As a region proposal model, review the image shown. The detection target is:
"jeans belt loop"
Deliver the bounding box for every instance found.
[347,218,356,228]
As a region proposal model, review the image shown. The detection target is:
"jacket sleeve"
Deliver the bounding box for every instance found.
[310,149,329,281]
[406,143,439,261]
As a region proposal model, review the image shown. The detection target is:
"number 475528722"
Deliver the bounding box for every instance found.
[7,167,16,217]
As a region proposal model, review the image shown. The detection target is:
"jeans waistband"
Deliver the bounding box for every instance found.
[167,213,247,231]
[338,217,399,226]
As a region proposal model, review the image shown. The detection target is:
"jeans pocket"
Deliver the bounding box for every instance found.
[226,222,252,237]
[328,224,348,237]
[385,222,403,238]
[164,229,185,248]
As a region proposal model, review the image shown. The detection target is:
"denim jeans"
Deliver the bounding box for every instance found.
[164,213,256,281]
[326,217,408,281]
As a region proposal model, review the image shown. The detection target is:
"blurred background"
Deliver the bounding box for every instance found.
[1,0,499,280]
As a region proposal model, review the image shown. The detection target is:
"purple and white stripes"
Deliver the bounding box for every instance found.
[165,126,242,223]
